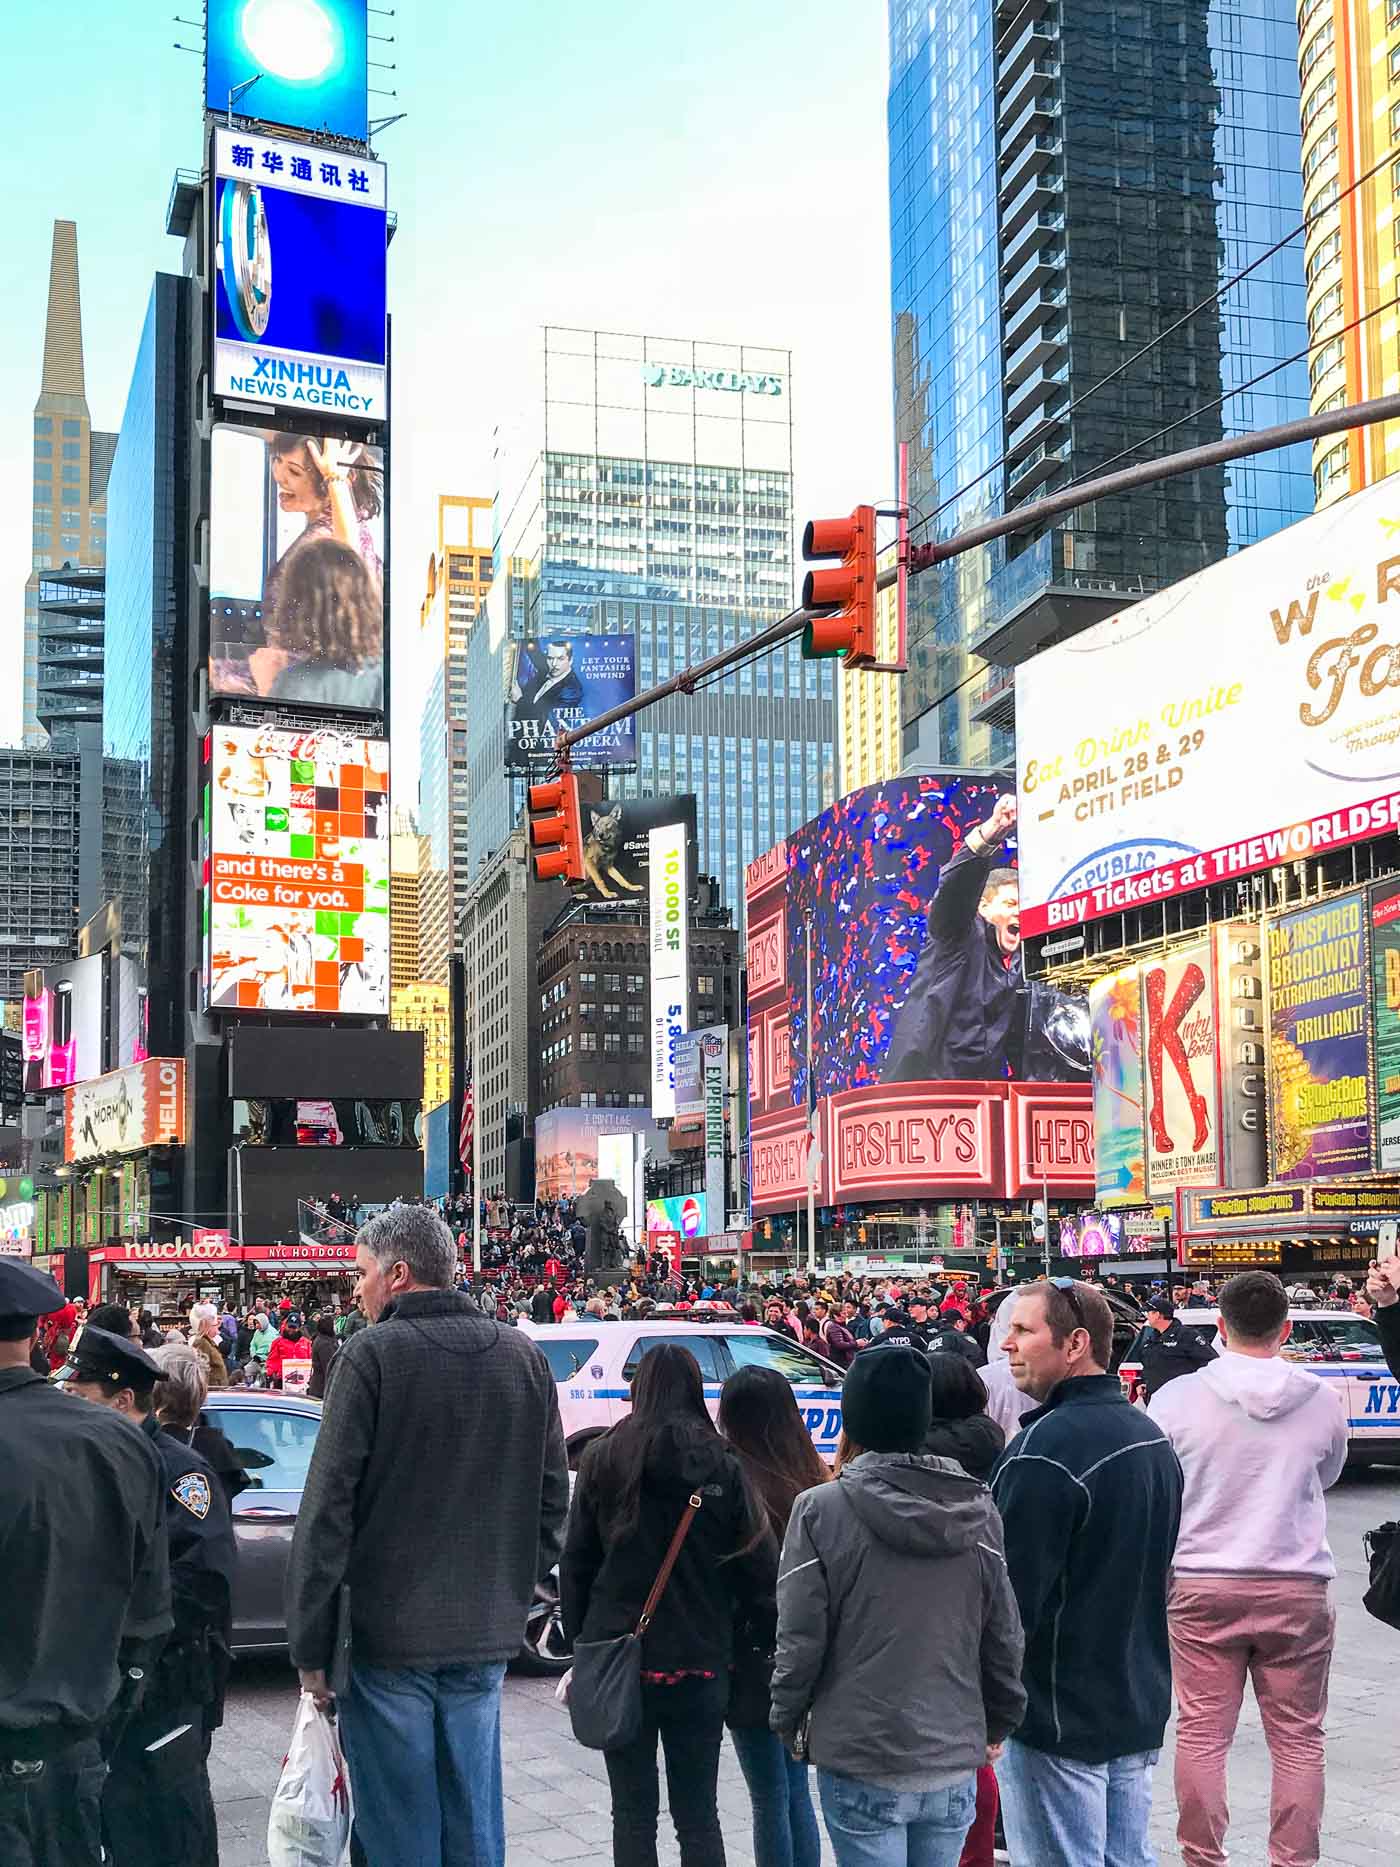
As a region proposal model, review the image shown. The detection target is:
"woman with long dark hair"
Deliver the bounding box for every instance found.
[718,1367,828,1867]
[561,1344,777,1867]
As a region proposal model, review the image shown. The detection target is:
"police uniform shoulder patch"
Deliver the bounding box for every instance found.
[172,1472,212,1520]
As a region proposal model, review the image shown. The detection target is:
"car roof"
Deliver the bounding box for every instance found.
[518,1319,750,1337]
[1172,1308,1373,1324]
[203,1390,322,1411]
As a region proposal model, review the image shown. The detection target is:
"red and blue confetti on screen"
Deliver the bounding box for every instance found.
[783,774,1011,1107]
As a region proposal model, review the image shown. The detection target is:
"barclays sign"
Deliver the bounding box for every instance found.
[642,363,783,396]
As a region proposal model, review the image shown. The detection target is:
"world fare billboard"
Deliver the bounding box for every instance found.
[745,776,1094,1216]
[1016,480,1400,936]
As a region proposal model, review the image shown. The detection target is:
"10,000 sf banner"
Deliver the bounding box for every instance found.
[1015,480,1400,936]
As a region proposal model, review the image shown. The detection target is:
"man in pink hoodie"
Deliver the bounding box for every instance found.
[1149,1271,1347,1867]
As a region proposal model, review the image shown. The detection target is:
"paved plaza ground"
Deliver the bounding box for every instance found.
[214,1465,1400,1866]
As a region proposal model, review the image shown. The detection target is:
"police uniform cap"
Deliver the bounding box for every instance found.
[0,1257,65,1323]
[63,1325,166,1392]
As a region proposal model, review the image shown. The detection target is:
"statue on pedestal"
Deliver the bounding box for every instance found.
[579,1177,629,1284]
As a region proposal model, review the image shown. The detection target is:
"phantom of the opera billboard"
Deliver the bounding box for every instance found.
[745,776,1094,1216]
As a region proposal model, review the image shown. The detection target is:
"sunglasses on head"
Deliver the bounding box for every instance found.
[1049,1276,1088,1330]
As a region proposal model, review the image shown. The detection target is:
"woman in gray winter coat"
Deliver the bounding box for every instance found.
[770,1344,1026,1867]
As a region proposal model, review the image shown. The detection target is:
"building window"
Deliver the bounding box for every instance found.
[580,1032,597,1052]
[1391,0,1400,29]
[34,464,52,480]
[33,441,52,458]
[1305,229,1341,284]
[1300,72,1335,131]
[60,465,79,482]
[627,973,644,992]
[61,443,80,461]
[603,1033,621,1054]
[603,972,621,991]
[581,1092,597,1107]
[33,417,52,433]
[603,1002,621,1021]
[61,420,80,436]
[628,1093,647,1108]
[626,1004,644,1024]
[1392,96,1400,144]
[626,1033,645,1054]
[579,972,596,992]
[1314,439,1348,497]
[1300,21,1334,82]
[697,974,716,996]
[1303,124,1338,183]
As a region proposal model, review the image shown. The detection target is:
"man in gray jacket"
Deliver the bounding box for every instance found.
[770,1344,1026,1864]
[288,1205,569,1867]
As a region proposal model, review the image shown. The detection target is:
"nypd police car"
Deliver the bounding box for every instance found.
[1119,1307,1400,1464]
[516,1318,846,1464]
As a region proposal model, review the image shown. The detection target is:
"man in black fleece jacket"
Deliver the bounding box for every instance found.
[991,1281,1182,1867]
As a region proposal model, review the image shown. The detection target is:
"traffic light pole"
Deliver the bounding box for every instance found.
[552,388,1400,759]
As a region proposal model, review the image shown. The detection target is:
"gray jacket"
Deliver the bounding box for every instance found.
[287,1290,569,1671]
[770,1453,1026,1790]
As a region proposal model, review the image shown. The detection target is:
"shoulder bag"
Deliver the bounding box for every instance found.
[568,1492,703,1751]
[1363,1520,1400,1631]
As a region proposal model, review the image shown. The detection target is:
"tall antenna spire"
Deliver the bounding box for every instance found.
[40,219,86,400]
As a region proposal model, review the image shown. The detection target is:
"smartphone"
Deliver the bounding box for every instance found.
[1379,1232,1398,1264]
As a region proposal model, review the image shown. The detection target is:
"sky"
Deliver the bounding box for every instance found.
[0,2,894,801]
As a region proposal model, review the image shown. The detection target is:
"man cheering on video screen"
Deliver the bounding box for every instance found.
[883,794,1024,1083]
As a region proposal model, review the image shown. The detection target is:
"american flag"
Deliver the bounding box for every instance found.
[458,1072,474,1182]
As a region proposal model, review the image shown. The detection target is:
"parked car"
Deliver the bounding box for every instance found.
[203,1387,571,1673]
[1116,1307,1400,1466]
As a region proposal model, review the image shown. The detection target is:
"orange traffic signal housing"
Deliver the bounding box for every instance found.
[528,773,585,883]
[801,505,876,664]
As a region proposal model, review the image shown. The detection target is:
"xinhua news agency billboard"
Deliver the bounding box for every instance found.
[212,128,386,421]
[745,776,1094,1217]
[504,632,637,771]
[1015,478,1400,936]
[203,724,390,1015]
[206,0,369,142]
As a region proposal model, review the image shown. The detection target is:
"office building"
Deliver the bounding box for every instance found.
[390,979,451,1112]
[389,808,425,992]
[1297,0,1400,503]
[0,749,83,1001]
[419,494,494,657]
[839,550,903,791]
[467,326,835,917]
[23,221,117,745]
[889,0,1312,765]
[536,901,741,1114]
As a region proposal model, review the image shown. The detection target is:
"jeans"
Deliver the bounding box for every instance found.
[996,1738,1159,1867]
[730,1724,821,1867]
[338,1659,507,1867]
[1168,1574,1334,1867]
[816,1768,978,1867]
[604,1675,728,1867]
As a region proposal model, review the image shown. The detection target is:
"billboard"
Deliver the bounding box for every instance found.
[1266,892,1372,1181]
[1141,942,1220,1196]
[1015,480,1400,935]
[534,1106,664,1201]
[672,1027,722,1122]
[22,956,105,1091]
[567,793,698,905]
[1372,879,1400,1170]
[65,1059,187,1163]
[1058,1209,1125,1258]
[212,128,386,421]
[204,724,390,1014]
[650,820,691,1120]
[505,633,637,771]
[209,423,384,709]
[206,0,369,141]
[646,1193,708,1241]
[1090,967,1145,1208]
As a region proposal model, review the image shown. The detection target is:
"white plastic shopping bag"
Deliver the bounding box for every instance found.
[268,1691,354,1867]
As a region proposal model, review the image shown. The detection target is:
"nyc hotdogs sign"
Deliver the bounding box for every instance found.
[1017,481,1400,935]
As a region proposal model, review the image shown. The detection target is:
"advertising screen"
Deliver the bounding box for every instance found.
[505,632,637,771]
[212,129,386,422]
[650,819,691,1120]
[65,1059,187,1163]
[1015,479,1400,936]
[1141,941,1220,1196]
[1090,967,1145,1208]
[1372,879,1400,1170]
[567,793,698,905]
[1267,892,1372,1181]
[1058,1209,1124,1258]
[204,724,390,1015]
[535,1106,663,1201]
[228,1025,422,1098]
[206,0,369,141]
[646,1193,708,1241]
[209,423,384,709]
[22,956,105,1091]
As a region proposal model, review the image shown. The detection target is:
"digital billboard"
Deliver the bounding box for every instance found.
[65,1059,187,1163]
[1015,478,1400,936]
[1058,1209,1124,1258]
[569,793,698,905]
[1141,942,1220,1197]
[1267,892,1372,1182]
[1090,967,1145,1208]
[212,128,386,421]
[204,724,390,1014]
[22,955,105,1091]
[209,423,384,709]
[1371,878,1400,1170]
[650,819,691,1120]
[646,1193,708,1241]
[534,1106,663,1201]
[206,0,369,142]
[505,632,637,771]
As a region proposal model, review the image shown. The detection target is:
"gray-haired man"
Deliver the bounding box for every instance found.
[288,1206,569,1867]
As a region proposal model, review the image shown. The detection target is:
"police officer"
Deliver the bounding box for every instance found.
[0,1263,171,1867]
[1126,1293,1216,1400]
[61,1325,236,1867]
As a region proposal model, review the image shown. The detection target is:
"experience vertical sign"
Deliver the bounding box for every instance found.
[702,1027,728,1233]
[1266,892,1372,1181]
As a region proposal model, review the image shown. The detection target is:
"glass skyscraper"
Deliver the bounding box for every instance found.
[890,0,1312,767]
[466,327,835,917]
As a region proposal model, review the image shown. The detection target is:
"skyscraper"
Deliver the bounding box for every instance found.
[467,326,834,918]
[889,0,1312,766]
[23,222,117,746]
[1296,0,1399,504]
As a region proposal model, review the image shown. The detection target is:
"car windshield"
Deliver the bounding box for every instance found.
[207,1405,318,1492]
[535,1338,600,1380]
[1315,1318,1384,1358]
[724,1332,837,1387]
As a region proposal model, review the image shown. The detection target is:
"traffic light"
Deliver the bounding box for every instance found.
[527,773,585,883]
[801,504,876,664]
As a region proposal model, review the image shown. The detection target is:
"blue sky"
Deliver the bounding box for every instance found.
[0,1,893,790]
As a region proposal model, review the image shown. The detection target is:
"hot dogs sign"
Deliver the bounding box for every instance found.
[1016,481,1400,935]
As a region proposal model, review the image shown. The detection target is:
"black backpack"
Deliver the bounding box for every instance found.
[1363,1521,1400,1630]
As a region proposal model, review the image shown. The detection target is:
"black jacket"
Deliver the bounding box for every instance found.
[531,1287,555,1325]
[923,1412,1005,1482]
[929,1326,987,1368]
[287,1291,569,1671]
[308,1331,338,1399]
[1378,1300,1400,1380]
[883,841,1022,1083]
[561,1421,777,1675]
[1127,1319,1215,1399]
[991,1375,1182,1763]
